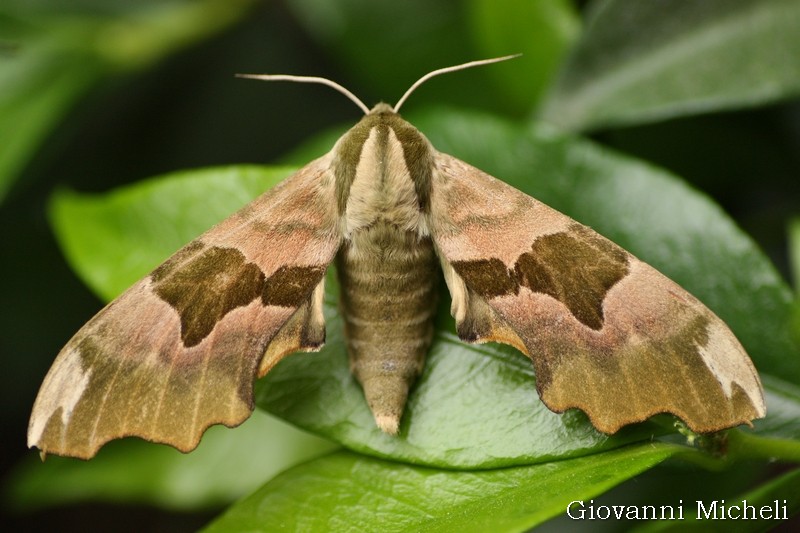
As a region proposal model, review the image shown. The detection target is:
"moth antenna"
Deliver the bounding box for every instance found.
[393,54,521,113]
[236,73,371,115]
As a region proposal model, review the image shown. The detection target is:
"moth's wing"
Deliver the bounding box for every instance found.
[29,156,341,459]
[429,152,766,434]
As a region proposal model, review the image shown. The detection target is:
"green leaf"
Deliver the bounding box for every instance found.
[540,0,800,130]
[50,165,295,301]
[467,0,580,110]
[204,443,683,533]
[0,0,255,203]
[7,410,337,511]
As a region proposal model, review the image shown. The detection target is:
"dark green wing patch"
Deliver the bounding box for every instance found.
[449,258,517,298]
[517,227,629,329]
[152,245,327,347]
[452,226,630,330]
[152,246,266,347]
[262,265,326,307]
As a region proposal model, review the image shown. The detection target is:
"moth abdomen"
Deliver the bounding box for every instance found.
[337,222,438,434]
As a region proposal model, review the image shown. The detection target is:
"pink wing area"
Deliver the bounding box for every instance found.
[429,152,765,434]
[28,156,341,459]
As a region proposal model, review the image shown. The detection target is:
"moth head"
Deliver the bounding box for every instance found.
[236,54,520,115]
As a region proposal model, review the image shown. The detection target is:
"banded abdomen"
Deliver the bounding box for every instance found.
[337,221,438,433]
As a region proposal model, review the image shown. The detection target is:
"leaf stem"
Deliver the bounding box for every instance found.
[724,430,800,464]
[669,430,800,472]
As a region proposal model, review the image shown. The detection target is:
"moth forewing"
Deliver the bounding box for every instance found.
[428,153,765,433]
[28,159,343,459]
[29,57,765,459]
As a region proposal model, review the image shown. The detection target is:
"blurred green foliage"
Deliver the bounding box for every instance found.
[3,0,800,531]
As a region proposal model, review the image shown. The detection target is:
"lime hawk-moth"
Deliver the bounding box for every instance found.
[29,57,765,459]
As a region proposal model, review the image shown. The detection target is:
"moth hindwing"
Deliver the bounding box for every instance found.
[29,61,765,459]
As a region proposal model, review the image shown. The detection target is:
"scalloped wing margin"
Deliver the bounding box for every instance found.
[28,157,341,459]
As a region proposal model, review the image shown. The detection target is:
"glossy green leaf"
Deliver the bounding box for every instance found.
[467,0,580,110]
[540,0,800,130]
[204,443,684,533]
[0,0,254,203]
[8,411,337,511]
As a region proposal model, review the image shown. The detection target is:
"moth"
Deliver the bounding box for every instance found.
[29,56,766,459]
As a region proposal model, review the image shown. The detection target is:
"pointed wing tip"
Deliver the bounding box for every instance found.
[27,440,48,462]
[749,396,767,423]
[26,429,53,461]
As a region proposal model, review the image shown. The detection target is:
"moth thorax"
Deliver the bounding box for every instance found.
[336,222,438,434]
